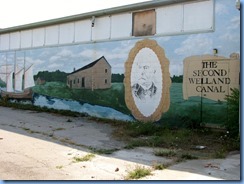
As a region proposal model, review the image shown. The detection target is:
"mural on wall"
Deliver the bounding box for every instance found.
[124,39,171,122]
[0,0,240,125]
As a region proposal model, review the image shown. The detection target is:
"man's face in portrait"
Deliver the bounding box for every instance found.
[137,62,156,90]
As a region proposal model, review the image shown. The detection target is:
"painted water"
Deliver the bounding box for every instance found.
[33,94,134,122]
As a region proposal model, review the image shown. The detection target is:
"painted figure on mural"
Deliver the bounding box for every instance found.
[132,62,157,100]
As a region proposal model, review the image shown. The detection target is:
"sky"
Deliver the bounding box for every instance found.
[0,0,150,28]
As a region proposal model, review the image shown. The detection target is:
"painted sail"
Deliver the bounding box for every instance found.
[24,65,35,89]
[6,71,14,92]
[0,66,7,84]
[1,52,34,100]
[15,68,24,91]
[0,64,12,84]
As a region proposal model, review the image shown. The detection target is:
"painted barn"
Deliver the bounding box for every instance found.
[67,56,111,90]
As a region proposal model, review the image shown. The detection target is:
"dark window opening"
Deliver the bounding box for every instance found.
[70,80,73,88]
[82,77,85,87]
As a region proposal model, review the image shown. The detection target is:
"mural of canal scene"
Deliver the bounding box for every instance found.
[0,0,240,126]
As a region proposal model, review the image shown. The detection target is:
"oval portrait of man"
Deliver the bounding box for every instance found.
[124,39,171,122]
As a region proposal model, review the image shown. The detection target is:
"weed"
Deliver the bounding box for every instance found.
[28,130,40,134]
[124,144,135,150]
[125,166,151,180]
[21,127,40,134]
[56,165,63,169]
[214,149,227,159]
[1,96,9,106]
[152,163,168,170]
[22,127,30,131]
[124,139,149,149]
[73,154,95,162]
[181,153,198,160]
[174,157,185,163]
[59,138,78,146]
[90,147,119,155]
[53,127,66,131]
[154,149,177,158]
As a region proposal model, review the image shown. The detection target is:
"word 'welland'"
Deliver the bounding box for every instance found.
[188,77,230,85]
[188,68,230,93]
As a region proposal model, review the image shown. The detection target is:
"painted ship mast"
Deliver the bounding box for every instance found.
[0,51,35,99]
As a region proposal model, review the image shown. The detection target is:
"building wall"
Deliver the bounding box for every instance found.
[67,68,92,89]
[0,0,214,51]
[92,59,111,89]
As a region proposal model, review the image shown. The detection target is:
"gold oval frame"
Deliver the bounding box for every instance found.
[124,39,171,122]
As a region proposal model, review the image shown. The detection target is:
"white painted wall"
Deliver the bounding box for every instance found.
[0,0,214,51]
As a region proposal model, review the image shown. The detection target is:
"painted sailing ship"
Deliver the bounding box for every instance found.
[0,55,35,100]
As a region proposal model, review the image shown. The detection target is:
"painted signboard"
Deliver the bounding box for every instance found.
[0,0,240,125]
[183,54,240,101]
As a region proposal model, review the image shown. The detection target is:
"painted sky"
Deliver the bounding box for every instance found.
[0,0,240,76]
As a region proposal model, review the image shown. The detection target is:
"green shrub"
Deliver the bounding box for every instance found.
[152,163,168,170]
[73,154,95,162]
[154,149,177,157]
[125,166,151,180]
[225,88,240,138]
[181,153,198,160]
